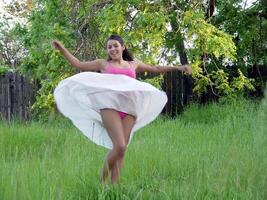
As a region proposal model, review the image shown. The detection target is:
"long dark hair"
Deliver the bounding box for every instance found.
[106,34,134,61]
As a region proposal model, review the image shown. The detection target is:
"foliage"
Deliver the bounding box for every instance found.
[214,0,267,67]
[3,0,32,18]
[182,10,236,60]
[0,65,14,75]
[181,10,255,99]
[11,0,89,118]
[95,0,169,63]
[212,0,267,94]
[138,74,164,89]
[1,0,262,118]
[0,14,24,68]
[10,0,170,118]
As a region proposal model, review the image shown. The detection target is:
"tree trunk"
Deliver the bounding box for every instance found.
[168,10,194,115]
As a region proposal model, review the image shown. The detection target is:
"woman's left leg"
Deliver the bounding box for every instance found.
[111,114,136,181]
[100,109,126,183]
[122,115,136,144]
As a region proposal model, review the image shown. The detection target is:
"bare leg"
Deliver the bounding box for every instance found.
[111,115,136,181]
[100,109,126,183]
[122,115,136,144]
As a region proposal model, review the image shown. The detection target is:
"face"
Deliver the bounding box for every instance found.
[106,39,125,60]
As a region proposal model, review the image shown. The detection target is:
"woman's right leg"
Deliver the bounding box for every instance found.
[100,109,127,183]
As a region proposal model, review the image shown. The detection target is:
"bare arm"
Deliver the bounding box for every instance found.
[52,40,105,71]
[135,60,192,74]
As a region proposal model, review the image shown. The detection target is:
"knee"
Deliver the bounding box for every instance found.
[114,144,127,158]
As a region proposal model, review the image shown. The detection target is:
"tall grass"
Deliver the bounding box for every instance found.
[0,98,266,199]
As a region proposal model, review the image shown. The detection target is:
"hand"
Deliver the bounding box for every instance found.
[52,40,64,51]
[180,64,192,75]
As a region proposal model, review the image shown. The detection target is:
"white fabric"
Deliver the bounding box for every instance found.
[54,72,167,149]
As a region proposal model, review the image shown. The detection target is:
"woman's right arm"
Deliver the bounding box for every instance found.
[52,40,105,71]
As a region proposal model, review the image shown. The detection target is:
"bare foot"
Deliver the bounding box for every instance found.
[100,158,110,183]
[111,162,120,184]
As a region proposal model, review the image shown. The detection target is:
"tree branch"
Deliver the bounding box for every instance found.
[206,0,215,19]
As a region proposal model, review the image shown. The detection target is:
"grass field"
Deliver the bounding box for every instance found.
[0,98,266,200]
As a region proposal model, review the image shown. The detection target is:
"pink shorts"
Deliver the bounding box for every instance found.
[118,111,127,119]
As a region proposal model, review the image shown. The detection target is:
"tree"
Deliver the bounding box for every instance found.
[213,0,266,96]
[9,0,257,118]
[0,14,24,69]
[0,0,31,70]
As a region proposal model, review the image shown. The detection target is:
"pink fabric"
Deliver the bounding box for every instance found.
[103,62,136,79]
[118,111,127,119]
[103,62,136,119]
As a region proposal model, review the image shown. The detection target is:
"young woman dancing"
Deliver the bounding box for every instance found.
[52,34,192,184]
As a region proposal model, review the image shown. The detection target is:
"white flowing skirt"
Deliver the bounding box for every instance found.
[54,72,167,149]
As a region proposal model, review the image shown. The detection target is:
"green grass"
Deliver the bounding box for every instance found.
[0,99,266,200]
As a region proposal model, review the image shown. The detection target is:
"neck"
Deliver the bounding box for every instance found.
[111,58,124,64]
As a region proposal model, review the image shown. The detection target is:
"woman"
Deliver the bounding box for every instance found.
[52,34,192,184]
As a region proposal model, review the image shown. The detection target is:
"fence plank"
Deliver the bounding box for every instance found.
[7,74,11,121]
[0,72,37,121]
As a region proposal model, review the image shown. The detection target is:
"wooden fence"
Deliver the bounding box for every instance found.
[162,71,194,117]
[0,72,38,121]
[138,71,194,117]
[0,71,193,121]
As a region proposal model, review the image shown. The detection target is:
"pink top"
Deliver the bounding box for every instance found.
[103,62,136,79]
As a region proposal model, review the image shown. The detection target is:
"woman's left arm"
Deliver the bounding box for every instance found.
[134,60,192,75]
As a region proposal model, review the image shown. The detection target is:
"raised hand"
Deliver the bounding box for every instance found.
[180,64,192,75]
[52,40,64,51]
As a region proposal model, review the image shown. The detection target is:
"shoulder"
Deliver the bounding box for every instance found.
[96,59,108,69]
[79,58,108,72]
[96,58,108,66]
[129,60,142,70]
[131,60,158,73]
